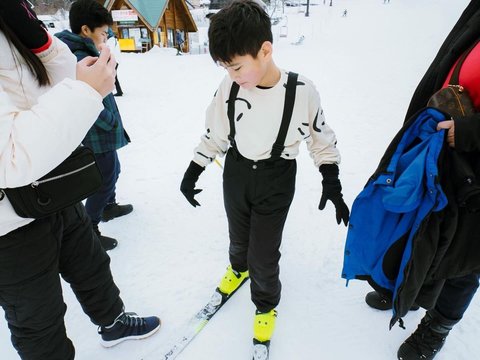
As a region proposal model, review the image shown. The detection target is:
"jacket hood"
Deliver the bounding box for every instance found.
[55,30,98,56]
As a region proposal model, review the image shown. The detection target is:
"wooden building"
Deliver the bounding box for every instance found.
[103,0,198,52]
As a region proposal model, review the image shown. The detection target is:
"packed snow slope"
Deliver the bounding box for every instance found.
[0,0,477,359]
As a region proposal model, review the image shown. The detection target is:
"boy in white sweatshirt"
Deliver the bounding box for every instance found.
[180,0,349,355]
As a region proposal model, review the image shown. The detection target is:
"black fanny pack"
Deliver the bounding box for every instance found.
[0,146,102,218]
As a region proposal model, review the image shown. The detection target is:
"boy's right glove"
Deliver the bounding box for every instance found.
[0,0,49,50]
[180,161,205,207]
[319,163,350,226]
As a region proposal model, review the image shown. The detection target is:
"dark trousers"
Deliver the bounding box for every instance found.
[435,273,480,321]
[223,148,296,312]
[176,43,183,54]
[85,150,120,225]
[0,203,123,360]
[114,64,123,95]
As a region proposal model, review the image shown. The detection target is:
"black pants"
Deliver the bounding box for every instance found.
[114,64,123,95]
[0,203,124,360]
[223,148,296,312]
[85,150,120,225]
[435,273,479,321]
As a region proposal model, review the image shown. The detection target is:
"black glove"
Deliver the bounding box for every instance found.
[0,0,48,50]
[319,164,350,226]
[180,161,205,207]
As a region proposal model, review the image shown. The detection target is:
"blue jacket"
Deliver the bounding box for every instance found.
[342,108,448,325]
[55,30,130,154]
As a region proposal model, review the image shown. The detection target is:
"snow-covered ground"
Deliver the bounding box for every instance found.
[1,0,478,359]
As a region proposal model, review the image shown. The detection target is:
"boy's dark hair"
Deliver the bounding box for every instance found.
[69,0,113,34]
[208,0,272,64]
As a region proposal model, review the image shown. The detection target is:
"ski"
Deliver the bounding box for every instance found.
[252,340,270,360]
[143,279,248,360]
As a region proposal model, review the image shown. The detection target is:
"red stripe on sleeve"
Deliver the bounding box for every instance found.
[31,32,53,54]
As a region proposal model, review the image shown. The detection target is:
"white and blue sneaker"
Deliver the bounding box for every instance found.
[99,311,161,347]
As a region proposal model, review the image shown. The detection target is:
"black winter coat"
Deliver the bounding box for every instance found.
[381,1,480,319]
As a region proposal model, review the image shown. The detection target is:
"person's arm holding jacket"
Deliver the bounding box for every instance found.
[452,114,480,151]
[436,113,480,150]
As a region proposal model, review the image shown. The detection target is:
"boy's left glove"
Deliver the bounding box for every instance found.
[180,161,205,207]
[319,164,350,226]
[0,0,49,51]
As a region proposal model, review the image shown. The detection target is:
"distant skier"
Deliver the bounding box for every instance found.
[176,29,184,55]
[342,9,347,16]
[180,0,349,358]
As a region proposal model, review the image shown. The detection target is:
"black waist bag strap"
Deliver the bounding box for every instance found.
[270,72,298,159]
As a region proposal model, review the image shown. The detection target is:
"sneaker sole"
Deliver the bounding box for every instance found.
[100,319,161,348]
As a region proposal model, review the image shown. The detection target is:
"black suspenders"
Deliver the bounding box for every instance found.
[227,81,240,150]
[271,72,298,158]
[227,72,299,160]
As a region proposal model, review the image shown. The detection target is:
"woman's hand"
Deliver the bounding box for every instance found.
[437,120,455,147]
[76,45,116,98]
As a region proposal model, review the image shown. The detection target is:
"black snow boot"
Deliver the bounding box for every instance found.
[365,291,419,311]
[101,203,133,222]
[397,309,458,360]
[93,224,118,251]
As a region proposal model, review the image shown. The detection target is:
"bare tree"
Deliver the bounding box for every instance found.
[31,0,74,15]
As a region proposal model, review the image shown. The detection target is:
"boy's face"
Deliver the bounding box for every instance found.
[219,42,273,89]
[80,24,109,51]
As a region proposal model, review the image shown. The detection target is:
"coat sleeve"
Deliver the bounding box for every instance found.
[454,113,480,152]
[38,35,77,86]
[95,98,117,131]
[305,85,341,167]
[192,79,230,167]
[0,79,103,188]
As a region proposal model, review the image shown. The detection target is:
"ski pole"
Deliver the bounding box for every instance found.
[214,159,223,169]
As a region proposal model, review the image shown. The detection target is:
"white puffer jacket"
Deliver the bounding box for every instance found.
[0,32,103,236]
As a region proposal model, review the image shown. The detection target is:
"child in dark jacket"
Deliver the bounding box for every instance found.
[180,0,349,356]
[56,0,133,251]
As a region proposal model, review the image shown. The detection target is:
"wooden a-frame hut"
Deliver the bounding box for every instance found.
[103,0,197,52]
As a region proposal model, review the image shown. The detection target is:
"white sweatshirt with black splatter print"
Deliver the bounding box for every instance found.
[193,70,341,168]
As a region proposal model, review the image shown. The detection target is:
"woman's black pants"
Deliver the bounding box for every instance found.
[0,203,124,360]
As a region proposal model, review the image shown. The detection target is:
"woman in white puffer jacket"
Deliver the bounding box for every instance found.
[0,1,160,359]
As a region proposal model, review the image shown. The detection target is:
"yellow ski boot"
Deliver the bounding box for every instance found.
[217,265,249,297]
[253,309,277,359]
[253,309,277,343]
